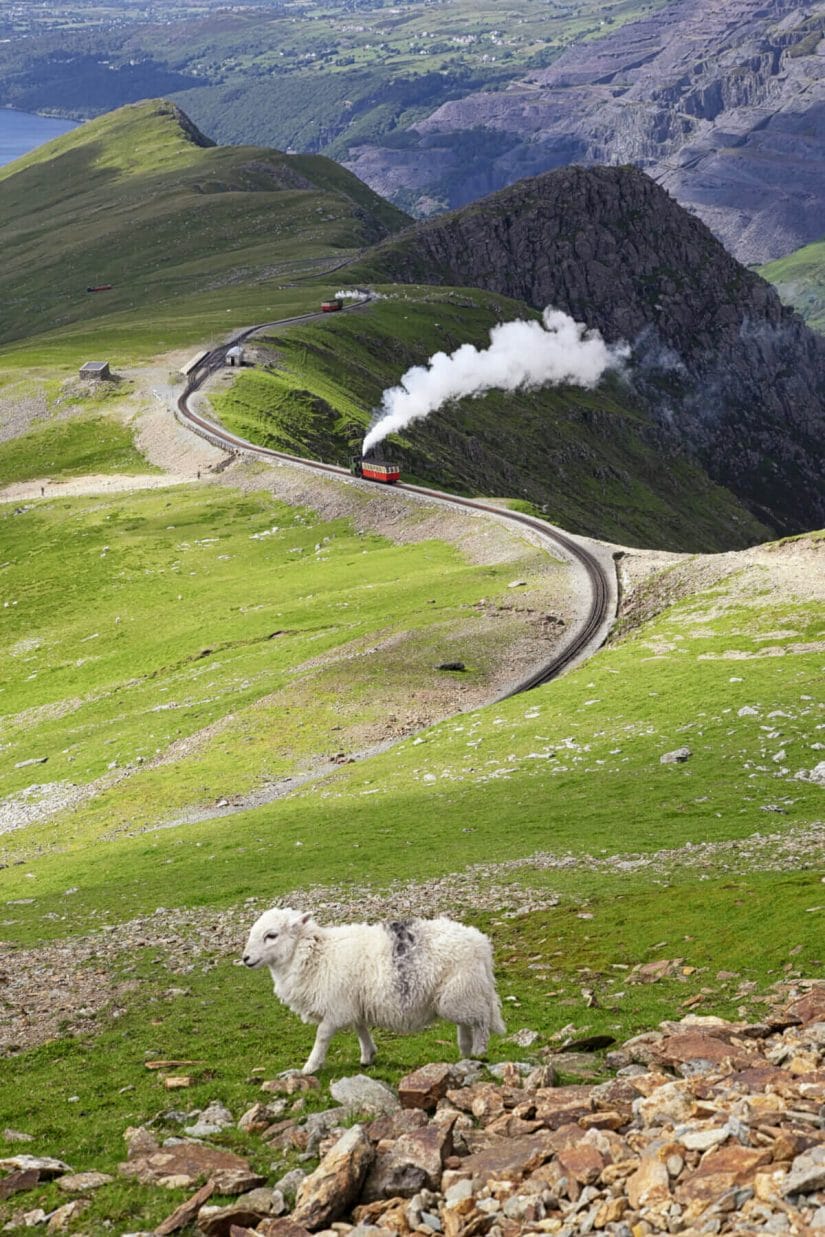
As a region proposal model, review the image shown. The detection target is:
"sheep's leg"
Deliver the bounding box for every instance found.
[471,1026,490,1057]
[356,1022,377,1066]
[303,1020,337,1074]
[456,1023,474,1058]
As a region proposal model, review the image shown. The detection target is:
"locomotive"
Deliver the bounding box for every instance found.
[350,455,401,484]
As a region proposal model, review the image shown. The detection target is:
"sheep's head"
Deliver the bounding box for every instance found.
[242,907,313,970]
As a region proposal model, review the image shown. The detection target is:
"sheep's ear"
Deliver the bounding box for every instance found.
[300,912,312,925]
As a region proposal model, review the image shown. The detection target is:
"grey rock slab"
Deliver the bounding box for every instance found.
[660,747,692,764]
[0,1155,72,1178]
[329,1076,399,1115]
[784,1145,825,1196]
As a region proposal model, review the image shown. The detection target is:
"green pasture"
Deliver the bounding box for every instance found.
[0,481,550,860]
[762,239,825,333]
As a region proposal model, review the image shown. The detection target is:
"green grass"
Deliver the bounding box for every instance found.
[212,288,769,552]
[0,480,551,854]
[761,239,825,334]
[0,413,152,484]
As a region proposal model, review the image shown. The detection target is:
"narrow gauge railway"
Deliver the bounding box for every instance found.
[176,302,613,697]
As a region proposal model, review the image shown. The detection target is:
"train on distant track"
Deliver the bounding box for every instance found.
[350,456,401,484]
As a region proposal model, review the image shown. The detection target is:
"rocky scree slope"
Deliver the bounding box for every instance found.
[356,165,825,540]
[3,983,824,1234]
[345,0,825,266]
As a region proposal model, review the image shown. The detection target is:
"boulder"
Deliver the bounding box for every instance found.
[292,1125,374,1231]
[155,1181,215,1236]
[56,1171,114,1192]
[0,1155,72,1178]
[398,1064,455,1111]
[329,1076,399,1115]
[362,1119,455,1201]
[119,1142,256,1189]
[660,747,692,764]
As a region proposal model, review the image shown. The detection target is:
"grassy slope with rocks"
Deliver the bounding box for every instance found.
[0,523,822,1232]
[762,240,825,334]
[211,289,769,553]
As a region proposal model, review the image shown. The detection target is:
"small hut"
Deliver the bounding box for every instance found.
[226,345,245,367]
[79,360,110,380]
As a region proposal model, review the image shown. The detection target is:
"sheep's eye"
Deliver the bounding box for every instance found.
[264,931,278,941]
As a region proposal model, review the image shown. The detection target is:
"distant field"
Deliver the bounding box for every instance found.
[762,240,825,334]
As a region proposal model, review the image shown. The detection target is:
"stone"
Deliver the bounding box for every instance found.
[676,1145,772,1207]
[533,1085,593,1128]
[366,1109,429,1143]
[261,1075,320,1095]
[650,1031,753,1074]
[119,1142,256,1189]
[124,1126,161,1158]
[0,1155,72,1178]
[46,1200,87,1232]
[55,1171,114,1192]
[238,1101,287,1133]
[0,1168,41,1200]
[455,1131,558,1183]
[783,1146,825,1195]
[292,1125,375,1231]
[255,1222,313,1237]
[2,1130,33,1144]
[508,1028,540,1048]
[660,747,692,764]
[198,1201,272,1236]
[626,1155,670,1210]
[329,1076,400,1115]
[398,1064,455,1111]
[524,1065,558,1090]
[362,1120,455,1201]
[210,1167,266,1195]
[155,1181,215,1235]
[184,1101,235,1137]
[784,988,825,1027]
[273,1168,307,1201]
[556,1145,605,1185]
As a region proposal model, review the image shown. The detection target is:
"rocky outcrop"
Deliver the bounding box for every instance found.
[344,0,825,265]
[358,164,825,537]
[3,982,824,1234]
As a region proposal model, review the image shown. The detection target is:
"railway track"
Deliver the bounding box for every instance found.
[175,304,615,697]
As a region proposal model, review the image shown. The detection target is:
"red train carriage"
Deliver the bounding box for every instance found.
[321,299,343,312]
[350,457,400,484]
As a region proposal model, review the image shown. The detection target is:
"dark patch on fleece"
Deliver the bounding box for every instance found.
[387,920,417,1004]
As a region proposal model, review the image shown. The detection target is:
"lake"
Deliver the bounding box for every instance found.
[0,108,79,167]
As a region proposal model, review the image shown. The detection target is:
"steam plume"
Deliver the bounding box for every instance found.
[363,307,629,455]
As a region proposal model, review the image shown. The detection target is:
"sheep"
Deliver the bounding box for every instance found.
[242,907,506,1074]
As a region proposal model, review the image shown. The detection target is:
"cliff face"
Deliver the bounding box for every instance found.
[344,0,825,265]
[358,165,825,536]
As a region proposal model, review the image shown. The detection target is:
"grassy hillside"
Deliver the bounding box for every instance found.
[761,239,825,333]
[1,512,821,1231]
[211,288,769,552]
[0,99,408,350]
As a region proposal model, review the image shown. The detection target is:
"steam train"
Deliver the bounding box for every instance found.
[350,456,401,484]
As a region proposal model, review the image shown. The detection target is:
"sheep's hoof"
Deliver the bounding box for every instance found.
[277,1068,303,1079]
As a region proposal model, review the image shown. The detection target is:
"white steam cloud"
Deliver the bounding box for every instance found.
[363,307,629,455]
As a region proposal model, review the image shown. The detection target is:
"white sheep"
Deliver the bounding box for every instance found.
[242,907,506,1073]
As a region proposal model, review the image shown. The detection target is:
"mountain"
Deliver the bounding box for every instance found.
[343,0,825,265]
[350,164,825,538]
[0,99,408,346]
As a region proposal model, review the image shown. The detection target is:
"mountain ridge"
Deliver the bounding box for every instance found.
[351,163,825,537]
